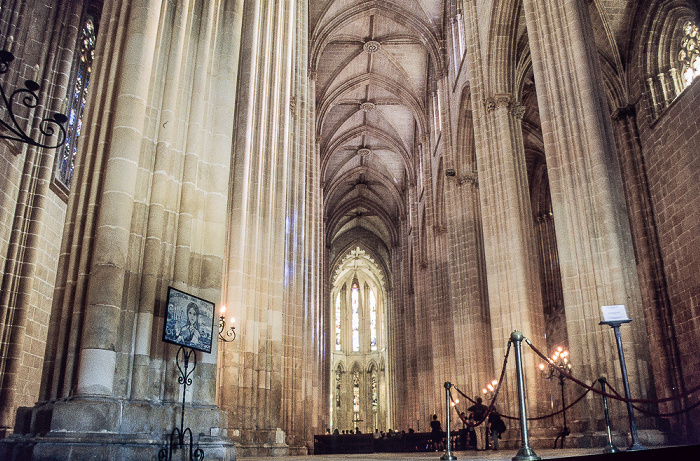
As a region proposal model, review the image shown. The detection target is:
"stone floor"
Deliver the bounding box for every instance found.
[238,447,605,460]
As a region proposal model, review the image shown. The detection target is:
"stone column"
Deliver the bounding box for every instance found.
[443,92,494,403]
[522,0,653,434]
[460,0,547,423]
[480,94,547,417]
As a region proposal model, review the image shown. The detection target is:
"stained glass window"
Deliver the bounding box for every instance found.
[336,370,341,408]
[679,21,700,87]
[335,292,341,351]
[56,16,96,189]
[371,370,378,412]
[352,283,359,352]
[353,371,360,413]
[369,288,377,351]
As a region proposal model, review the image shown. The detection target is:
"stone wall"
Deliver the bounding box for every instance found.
[639,78,700,428]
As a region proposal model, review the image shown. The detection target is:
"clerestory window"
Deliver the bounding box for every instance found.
[679,20,700,87]
[55,14,96,190]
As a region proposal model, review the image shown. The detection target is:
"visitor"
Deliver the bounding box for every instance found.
[488,410,506,451]
[430,414,444,452]
[467,397,488,450]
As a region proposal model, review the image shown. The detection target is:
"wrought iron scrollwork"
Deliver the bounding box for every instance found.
[0,50,67,149]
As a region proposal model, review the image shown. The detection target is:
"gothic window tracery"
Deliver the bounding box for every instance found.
[352,369,360,418]
[679,20,700,86]
[335,292,341,351]
[369,288,377,351]
[351,282,360,352]
[371,368,378,412]
[55,15,96,190]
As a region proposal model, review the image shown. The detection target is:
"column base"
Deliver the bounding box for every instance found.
[501,426,667,450]
[0,397,237,460]
[231,427,295,457]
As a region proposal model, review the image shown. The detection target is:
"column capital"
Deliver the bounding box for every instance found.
[484,93,513,112]
[511,103,526,120]
[611,104,636,121]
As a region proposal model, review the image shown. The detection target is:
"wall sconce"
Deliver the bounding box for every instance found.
[218,305,236,342]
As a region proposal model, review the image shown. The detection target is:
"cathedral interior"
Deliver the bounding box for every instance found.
[0,0,699,459]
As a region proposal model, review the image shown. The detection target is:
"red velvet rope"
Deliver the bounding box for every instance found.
[604,380,700,417]
[449,336,700,426]
[525,338,700,404]
[452,340,512,427]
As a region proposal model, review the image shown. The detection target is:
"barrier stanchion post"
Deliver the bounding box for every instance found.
[598,376,620,454]
[599,318,645,451]
[441,382,457,460]
[511,331,541,461]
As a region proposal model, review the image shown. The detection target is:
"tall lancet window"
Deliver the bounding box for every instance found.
[371,369,378,412]
[56,15,96,189]
[335,369,341,408]
[679,20,700,86]
[369,288,377,351]
[335,292,341,351]
[351,282,360,352]
[353,370,360,415]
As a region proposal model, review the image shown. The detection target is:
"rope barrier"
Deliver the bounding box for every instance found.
[447,334,700,428]
[524,338,700,405]
[603,380,700,417]
[499,383,594,421]
[452,340,512,427]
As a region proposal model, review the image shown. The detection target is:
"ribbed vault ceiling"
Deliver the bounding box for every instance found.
[311,0,443,260]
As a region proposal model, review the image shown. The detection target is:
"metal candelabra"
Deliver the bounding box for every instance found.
[539,346,572,448]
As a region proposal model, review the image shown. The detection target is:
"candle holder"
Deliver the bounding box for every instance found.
[539,346,572,448]
[218,306,236,342]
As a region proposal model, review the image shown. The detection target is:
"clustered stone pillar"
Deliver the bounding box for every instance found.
[522,0,653,434]
[0,1,241,459]
[459,0,547,428]
[220,0,319,455]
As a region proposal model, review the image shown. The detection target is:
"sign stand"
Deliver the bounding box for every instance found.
[599,305,645,451]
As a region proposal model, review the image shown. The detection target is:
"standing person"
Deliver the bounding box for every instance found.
[429,414,444,452]
[467,397,488,450]
[488,410,506,451]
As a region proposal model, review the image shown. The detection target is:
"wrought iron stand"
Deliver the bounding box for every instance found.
[159,346,205,461]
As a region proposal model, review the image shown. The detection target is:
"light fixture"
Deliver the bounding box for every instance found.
[539,346,572,448]
[218,305,236,342]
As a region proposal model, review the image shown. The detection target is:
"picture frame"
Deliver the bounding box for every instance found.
[162,286,215,353]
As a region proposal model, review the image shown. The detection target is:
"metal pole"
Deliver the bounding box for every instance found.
[558,376,569,448]
[611,324,645,451]
[511,331,541,461]
[441,382,457,460]
[598,376,620,454]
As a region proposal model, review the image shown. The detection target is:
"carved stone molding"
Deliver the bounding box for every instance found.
[511,103,526,120]
[494,93,512,110]
[360,101,375,112]
[363,40,381,53]
[459,170,478,188]
[484,97,496,113]
[357,148,372,158]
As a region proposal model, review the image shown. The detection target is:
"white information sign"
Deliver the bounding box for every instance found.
[600,304,631,323]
